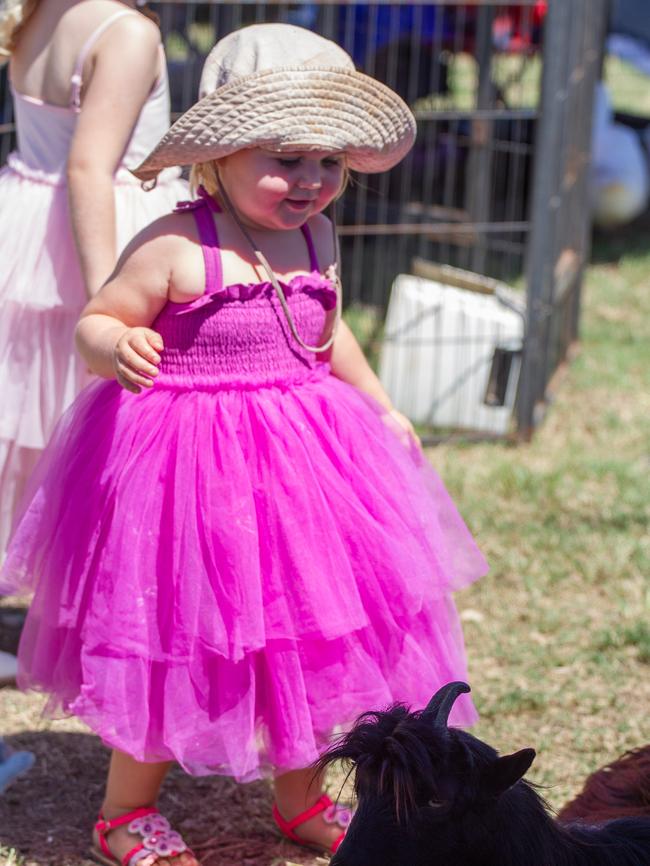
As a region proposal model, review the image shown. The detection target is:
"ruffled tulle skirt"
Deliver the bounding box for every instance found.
[0,155,187,554]
[1,369,488,780]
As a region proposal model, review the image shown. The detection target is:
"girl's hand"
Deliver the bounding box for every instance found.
[113,328,164,393]
[386,407,421,448]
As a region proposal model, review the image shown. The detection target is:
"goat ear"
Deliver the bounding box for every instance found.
[484,748,536,796]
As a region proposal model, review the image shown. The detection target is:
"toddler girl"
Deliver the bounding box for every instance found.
[1,23,488,864]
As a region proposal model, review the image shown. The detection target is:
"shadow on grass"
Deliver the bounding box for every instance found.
[0,730,317,866]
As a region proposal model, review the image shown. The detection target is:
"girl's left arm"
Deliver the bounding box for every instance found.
[309,213,393,407]
[66,15,162,299]
[329,321,420,445]
[329,321,419,444]
[311,211,418,441]
[329,320,392,410]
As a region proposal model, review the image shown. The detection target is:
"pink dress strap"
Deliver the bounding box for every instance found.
[69,10,138,109]
[191,198,223,295]
[198,184,319,275]
[300,221,320,273]
[180,186,319,296]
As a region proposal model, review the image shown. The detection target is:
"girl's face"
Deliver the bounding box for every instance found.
[216,148,345,231]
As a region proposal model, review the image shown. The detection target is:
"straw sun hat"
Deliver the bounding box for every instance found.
[132,23,417,182]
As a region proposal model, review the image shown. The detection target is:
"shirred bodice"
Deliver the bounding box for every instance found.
[152,197,338,388]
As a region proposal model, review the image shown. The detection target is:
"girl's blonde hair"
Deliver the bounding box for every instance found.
[190,160,221,199]
[0,0,36,61]
[190,155,351,203]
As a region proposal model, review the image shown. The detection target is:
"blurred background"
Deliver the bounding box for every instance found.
[1,0,646,443]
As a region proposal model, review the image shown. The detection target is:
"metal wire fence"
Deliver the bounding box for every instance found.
[0,1,608,438]
[155,0,546,299]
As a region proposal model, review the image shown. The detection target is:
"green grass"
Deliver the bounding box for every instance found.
[427,224,650,805]
[415,52,542,113]
[592,622,650,664]
[605,55,650,117]
[164,23,217,62]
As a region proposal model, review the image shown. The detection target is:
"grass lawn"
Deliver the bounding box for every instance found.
[429,215,650,807]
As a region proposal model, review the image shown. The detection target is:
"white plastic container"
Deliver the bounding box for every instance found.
[378,274,525,435]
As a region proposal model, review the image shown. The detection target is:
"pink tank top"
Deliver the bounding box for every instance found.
[9,10,175,181]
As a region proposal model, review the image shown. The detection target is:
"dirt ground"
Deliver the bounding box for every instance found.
[0,689,328,866]
[0,605,333,866]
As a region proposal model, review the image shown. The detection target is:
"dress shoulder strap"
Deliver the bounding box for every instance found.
[69,10,138,109]
[174,195,223,296]
[300,222,320,272]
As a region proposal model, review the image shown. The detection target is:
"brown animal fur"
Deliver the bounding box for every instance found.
[558,746,650,824]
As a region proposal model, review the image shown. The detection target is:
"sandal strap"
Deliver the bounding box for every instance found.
[122,843,145,866]
[95,808,159,864]
[273,795,352,855]
[273,794,332,835]
[94,808,189,866]
[95,807,159,836]
[122,843,158,866]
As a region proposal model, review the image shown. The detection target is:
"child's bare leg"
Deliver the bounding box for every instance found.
[274,767,342,850]
[93,749,198,866]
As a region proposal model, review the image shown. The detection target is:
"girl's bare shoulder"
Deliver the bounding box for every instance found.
[122,207,207,301]
[112,209,201,279]
[129,208,201,249]
[94,3,160,43]
[48,1,160,53]
[64,0,159,33]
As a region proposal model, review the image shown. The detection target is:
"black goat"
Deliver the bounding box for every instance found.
[317,682,650,866]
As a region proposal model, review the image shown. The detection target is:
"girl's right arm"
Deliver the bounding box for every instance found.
[75,219,178,393]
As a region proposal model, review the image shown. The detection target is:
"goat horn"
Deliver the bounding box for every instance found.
[423,681,471,727]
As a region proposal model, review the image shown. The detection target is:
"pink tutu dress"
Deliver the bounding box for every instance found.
[1,190,488,782]
[0,9,188,556]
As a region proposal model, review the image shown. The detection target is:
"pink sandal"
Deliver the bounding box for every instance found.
[92,807,192,866]
[273,793,353,855]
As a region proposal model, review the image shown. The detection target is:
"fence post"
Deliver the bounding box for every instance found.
[517,0,573,438]
[467,4,497,275]
[567,0,609,342]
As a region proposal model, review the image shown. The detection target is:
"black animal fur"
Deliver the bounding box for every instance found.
[316,683,650,866]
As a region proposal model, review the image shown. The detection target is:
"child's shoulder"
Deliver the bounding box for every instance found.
[133,207,202,245]
[116,207,201,270]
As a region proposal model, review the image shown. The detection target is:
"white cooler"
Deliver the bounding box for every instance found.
[378,273,525,435]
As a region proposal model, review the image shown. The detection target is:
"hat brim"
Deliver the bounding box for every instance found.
[131,67,416,181]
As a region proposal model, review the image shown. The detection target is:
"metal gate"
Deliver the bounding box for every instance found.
[518,0,607,436]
